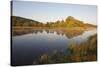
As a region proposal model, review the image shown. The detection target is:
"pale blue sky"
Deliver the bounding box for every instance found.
[12,1,97,25]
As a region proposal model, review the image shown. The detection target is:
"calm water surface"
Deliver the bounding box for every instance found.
[12,29,96,66]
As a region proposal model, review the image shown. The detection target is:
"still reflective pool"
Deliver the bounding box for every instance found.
[12,29,96,65]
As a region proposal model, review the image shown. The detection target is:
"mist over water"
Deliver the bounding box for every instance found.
[12,29,96,65]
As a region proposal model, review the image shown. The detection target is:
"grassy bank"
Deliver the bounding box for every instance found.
[33,34,97,64]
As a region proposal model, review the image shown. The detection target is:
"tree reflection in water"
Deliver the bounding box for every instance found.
[12,28,84,39]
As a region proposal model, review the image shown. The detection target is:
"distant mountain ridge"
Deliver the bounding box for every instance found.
[12,16,96,28]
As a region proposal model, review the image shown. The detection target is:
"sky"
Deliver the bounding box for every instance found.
[12,1,97,25]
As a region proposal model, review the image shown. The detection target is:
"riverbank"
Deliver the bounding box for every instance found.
[32,34,97,64]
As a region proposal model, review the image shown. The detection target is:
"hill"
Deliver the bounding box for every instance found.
[12,16,96,28]
[12,16,43,27]
[46,16,96,28]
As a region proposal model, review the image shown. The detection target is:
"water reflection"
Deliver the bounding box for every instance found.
[12,28,97,66]
[12,29,85,39]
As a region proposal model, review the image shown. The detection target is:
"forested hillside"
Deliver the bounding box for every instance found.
[12,16,96,28]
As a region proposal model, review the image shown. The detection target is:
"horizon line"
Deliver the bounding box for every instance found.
[12,15,97,25]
